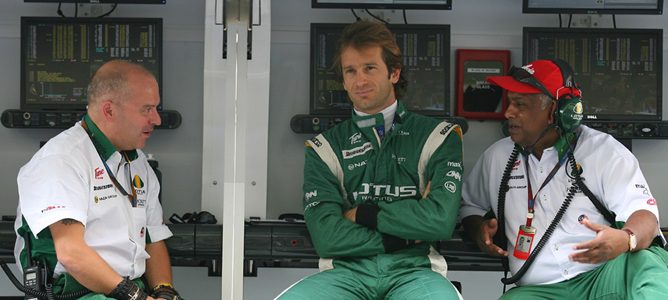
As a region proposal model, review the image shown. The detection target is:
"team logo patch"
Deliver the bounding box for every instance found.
[93,194,117,203]
[635,184,650,195]
[573,102,583,114]
[41,205,65,213]
[446,170,461,181]
[447,161,462,169]
[133,175,144,189]
[439,123,455,135]
[348,160,367,171]
[305,190,318,201]
[304,201,320,211]
[310,137,322,147]
[522,64,536,75]
[391,154,406,164]
[444,181,457,193]
[95,167,105,179]
[349,132,362,144]
[647,198,657,205]
[342,142,373,159]
[94,184,113,191]
[352,183,418,202]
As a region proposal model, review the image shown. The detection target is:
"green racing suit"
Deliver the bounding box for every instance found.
[278,101,463,299]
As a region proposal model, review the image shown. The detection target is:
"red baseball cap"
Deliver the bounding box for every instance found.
[487,59,580,99]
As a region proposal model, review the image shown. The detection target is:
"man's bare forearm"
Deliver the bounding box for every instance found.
[49,219,123,294]
[144,241,173,289]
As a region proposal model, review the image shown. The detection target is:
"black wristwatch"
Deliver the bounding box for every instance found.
[108,277,148,300]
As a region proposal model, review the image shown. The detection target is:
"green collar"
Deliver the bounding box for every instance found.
[82,115,138,161]
[351,100,407,129]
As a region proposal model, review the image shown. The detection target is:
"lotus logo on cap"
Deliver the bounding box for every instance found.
[573,102,583,114]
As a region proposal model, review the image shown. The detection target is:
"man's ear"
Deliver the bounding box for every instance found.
[101,100,114,119]
[547,100,557,125]
[389,67,401,84]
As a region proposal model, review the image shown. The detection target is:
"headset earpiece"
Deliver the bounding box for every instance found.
[556,94,583,133]
[551,59,583,133]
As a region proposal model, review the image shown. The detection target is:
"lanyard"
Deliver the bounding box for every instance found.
[375,124,386,140]
[523,148,571,227]
[81,121,138,207]
[374,114,398,141]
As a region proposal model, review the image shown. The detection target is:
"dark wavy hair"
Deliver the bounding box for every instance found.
[331,20,408,99]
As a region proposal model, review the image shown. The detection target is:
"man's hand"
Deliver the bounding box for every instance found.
[477,218,508,257]
[344,207,357,222]
[570,218,629,264]
[462,215,507,257]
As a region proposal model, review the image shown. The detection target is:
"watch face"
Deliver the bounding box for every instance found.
[629,234,638,251]
[623,228,638,251]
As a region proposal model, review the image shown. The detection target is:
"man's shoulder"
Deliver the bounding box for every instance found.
[480,137,516,161]
[315,118,356,144]
[398,112,450,141]
[38,125,90,156]
[25,125,93,168]
[402,111,440,127]
[577,125,632,157]
[486,136,515,151]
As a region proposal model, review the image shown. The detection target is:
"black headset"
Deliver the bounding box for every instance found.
[548,59,583,133]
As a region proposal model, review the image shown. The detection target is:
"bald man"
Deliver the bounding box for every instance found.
[14,60,180,300]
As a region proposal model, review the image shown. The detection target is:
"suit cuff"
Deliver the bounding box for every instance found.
[356,203,380,229]
[382,234,415,253]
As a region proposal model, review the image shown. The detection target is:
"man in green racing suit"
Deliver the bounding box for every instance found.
[276,20,463,300]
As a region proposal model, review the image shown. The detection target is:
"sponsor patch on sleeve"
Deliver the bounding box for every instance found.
[310,137,323,147]
[444,181,457,193]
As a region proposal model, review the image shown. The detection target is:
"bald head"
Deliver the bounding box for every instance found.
[87,60,156,110]
[85,60,161,150]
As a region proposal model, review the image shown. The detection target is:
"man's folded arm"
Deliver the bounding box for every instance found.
[356,131,463,241]
[304,147,414,257]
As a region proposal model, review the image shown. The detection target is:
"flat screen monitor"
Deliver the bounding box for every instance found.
[310,23,451,116]
[523,0,663,15]
[312,0,452,10]
[21,17,163,111]
[523,27,662,121]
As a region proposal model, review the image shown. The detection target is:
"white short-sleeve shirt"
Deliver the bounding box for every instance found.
[14,121,172,279]
[461,125,661,286]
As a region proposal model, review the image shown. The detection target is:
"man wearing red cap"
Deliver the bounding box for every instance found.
[460,59,668,298]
